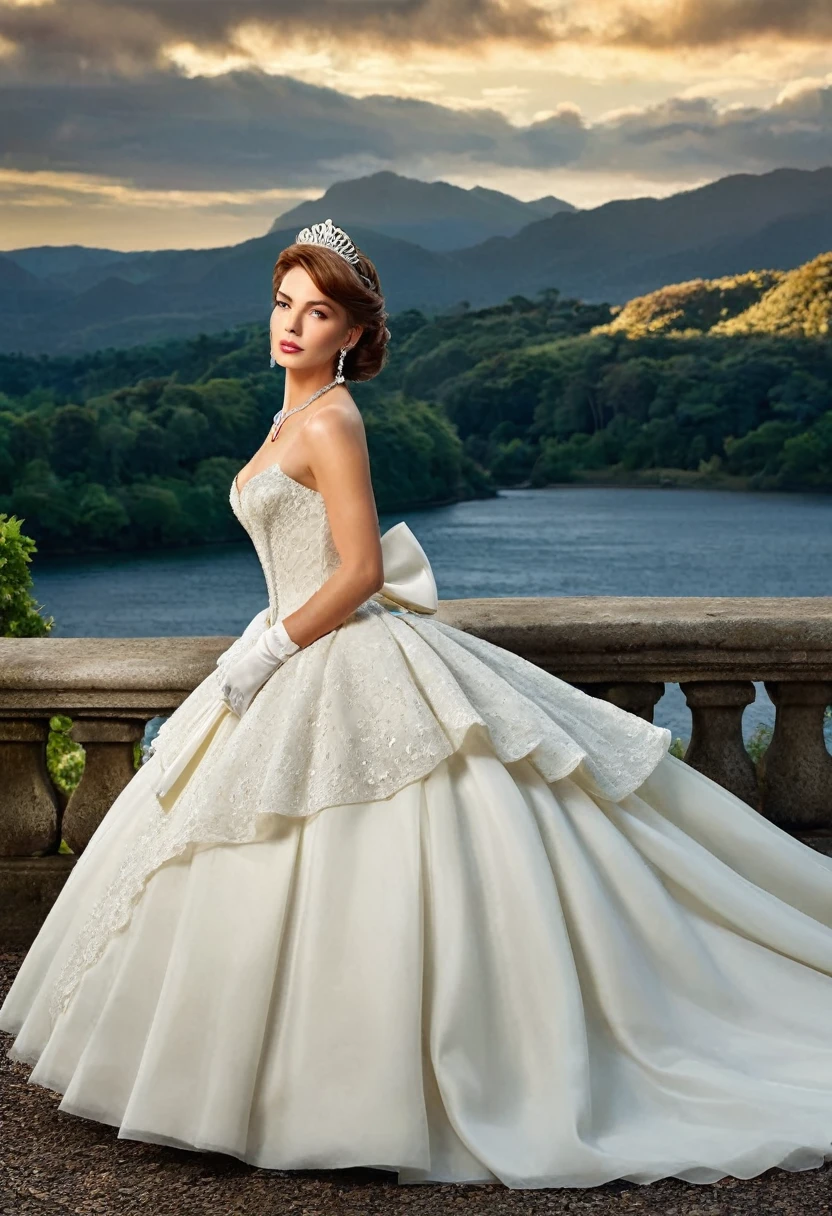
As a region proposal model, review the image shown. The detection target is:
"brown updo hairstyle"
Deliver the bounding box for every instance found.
[272,239,390,382]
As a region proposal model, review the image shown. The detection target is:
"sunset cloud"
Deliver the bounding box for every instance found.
[2,0,831,248]
[0,0,553,75]
[1,0,830,82]
[2,70,830,191]
[609,0,832,49]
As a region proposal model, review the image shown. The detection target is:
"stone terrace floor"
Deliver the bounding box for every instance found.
[1,951,830,1216]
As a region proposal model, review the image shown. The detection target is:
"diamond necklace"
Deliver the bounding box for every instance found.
[269,378,340,442]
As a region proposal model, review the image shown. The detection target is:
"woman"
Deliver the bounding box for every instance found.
[2,219,831,1190]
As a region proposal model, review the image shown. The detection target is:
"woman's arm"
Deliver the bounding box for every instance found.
[280,400,385,648]
[219,399,385,717]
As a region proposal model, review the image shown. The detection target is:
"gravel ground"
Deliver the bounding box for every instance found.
[1,950,830,1216]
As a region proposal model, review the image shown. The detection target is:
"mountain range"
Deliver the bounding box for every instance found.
[268,170,576,251]
[2,166,831,355]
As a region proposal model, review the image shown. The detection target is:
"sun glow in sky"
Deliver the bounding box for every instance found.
[1,0,831,249]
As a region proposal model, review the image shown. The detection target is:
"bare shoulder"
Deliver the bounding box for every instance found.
[303,394,372,494]
[305,394,366,453]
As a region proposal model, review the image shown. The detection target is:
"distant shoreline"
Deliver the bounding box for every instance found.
[496,469,812,494]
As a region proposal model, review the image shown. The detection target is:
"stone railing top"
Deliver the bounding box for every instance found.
[1,596,831,714]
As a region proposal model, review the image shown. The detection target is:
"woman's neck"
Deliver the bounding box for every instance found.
[283,365,338,410]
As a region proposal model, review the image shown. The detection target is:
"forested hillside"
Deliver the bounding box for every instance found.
[599,254,831,339]
[389,254,832,495]
[0,288,602,554]
[1,255,830,557]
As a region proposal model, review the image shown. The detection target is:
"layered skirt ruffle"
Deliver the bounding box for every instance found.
[2,732,832,1187]
[40,604,673,1028]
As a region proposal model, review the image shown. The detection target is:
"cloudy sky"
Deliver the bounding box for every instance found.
[1,0,831,250]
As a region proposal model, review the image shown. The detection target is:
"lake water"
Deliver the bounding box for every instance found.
[32,485,832,748]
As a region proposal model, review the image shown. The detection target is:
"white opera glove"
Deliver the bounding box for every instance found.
[216,605,271,669]
[219,617,300,718]
[238,605,272,645]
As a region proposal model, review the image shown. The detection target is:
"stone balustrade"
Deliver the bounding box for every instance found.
[1,596,831,945]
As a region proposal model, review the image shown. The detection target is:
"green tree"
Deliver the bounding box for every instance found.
[0,513,54,637]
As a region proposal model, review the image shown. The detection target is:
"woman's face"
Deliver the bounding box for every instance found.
[270,264,362,377]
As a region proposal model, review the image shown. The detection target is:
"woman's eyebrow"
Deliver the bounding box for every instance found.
[277,290,331,308]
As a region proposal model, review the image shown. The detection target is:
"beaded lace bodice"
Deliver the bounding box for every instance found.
[47,466,672,1029]
[231,462,342,620]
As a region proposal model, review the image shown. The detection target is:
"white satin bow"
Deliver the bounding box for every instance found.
[371,521,438,615]
[257,520,437,621]
[151,521,437,805]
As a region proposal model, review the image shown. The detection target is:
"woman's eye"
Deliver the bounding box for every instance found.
[274,301,327,319]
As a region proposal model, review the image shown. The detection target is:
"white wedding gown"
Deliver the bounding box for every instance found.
[2,459,832,1190]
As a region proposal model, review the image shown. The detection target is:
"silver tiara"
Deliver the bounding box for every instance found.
[294,217,373,288]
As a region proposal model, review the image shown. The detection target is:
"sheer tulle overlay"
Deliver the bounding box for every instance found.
[2,460,832,1188]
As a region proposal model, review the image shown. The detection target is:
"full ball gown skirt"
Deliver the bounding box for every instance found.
[2,462,831,1190]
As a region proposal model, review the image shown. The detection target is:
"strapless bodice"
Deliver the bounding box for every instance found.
[231,462,344,620]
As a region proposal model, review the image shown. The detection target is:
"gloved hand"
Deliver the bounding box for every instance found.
[215,606,270,668]
[219,617,300,718]
[238,605,271,645]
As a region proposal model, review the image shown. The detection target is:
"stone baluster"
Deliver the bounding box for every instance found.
[0,856,76,949]
[679,681,759,809]
[760,681,832,831]
[62,717,149,853]
[0,718,61,856]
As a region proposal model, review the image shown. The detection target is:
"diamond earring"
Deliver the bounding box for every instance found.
[335,347,348,383]
[269,353,276,368]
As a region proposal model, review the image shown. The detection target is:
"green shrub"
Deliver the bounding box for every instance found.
[0,513,54,636]
[46,714,85,796]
